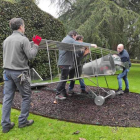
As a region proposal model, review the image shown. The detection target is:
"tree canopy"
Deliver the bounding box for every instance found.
[59,0,140,59]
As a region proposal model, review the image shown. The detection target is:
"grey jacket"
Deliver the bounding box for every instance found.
[3,31,39,70]
[58,35,91,66]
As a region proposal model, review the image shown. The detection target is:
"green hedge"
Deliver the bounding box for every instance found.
[130,59,140,63]
[0,0,65,81]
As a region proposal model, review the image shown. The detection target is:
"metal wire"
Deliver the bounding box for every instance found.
[109,50,114,73]
[55,50,60,80]
[31,40,120,91]
[94,48,100,95]
[73,44,80,78]
[100,48,109,89]
[46,40,53,82]
[86,77,108,94]
[104,76,109,89]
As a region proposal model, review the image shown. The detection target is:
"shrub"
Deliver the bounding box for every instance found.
[0,0,65,81]
[130,59,140,63]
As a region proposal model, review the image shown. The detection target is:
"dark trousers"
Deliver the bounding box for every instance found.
[56,65,74,95]
[69,66,85,91]
[1,69,31,129]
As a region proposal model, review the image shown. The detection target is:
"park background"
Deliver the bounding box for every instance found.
[0,0,140,139]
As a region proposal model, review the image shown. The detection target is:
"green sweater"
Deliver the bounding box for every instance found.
[3,31,38,70]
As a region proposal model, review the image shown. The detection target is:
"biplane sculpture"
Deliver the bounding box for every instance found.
[30,39,125,106]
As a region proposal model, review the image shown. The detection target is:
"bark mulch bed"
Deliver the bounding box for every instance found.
[0,83,140,128]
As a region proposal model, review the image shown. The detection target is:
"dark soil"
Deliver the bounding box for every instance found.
[0,84,140,127]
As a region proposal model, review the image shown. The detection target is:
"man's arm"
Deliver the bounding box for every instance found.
[73,41,97,48]
[83,47,90,56]
[76,50,84,58]
[121,57,129,62]
[23,38,39,60]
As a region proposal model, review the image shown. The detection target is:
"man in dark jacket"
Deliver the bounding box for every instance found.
[56,31,97,100]
[68,35,89,94]
[1,18,42,133]
[116,44,131,94]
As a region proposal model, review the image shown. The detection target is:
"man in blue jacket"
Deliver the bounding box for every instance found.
[56,30,97,100]
[116,44,131,94]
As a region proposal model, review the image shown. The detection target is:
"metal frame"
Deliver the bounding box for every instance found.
[30,39,124,106]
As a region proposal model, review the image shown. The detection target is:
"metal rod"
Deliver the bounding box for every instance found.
[104,76,109,89]
[32,68,43,81]
[46,40,53,82]
[94,48,100,95]
[100,49,110,89]
[31,72,115,86]
[77,77,97,97]
[104,94,112,99]
[40,39,117,53]
[86,77,108,94]
[109,50,114,72]
[89,46,98,77]
[55,50,60,80]
[73,44,79,78]
[85,85,97,97]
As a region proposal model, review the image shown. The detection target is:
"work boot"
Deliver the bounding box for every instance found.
[55,94,66,100]
[67,90,75,96]
[124,88,129,93]
[2,122,15,133]
[81,90,88,94]
[18,120,34,128]
[116,89,124,95]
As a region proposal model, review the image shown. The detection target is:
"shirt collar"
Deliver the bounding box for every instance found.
[13,30,24,36]
[120,49,124,54]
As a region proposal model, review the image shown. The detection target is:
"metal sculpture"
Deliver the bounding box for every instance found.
[30,39,125,106]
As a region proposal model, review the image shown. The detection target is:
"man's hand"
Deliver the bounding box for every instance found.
[112,54,118,57]
[32,35,42,46]
[84,47,90,56]
[91,44,97,48]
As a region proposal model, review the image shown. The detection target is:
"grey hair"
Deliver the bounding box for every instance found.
[68,30,78,37]
[9,18,24,30]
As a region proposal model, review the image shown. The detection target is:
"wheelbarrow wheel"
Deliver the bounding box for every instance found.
[94,95,105,106]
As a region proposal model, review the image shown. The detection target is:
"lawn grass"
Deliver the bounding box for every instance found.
[0,104,140,140]
[0,63,140,139]
[31,63,140,93]
[74,63,140,93]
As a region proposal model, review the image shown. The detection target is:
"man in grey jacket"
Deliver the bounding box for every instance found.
[1,18,42,133]
[56,30,97,100]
